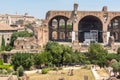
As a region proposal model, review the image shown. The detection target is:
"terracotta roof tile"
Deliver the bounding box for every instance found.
[0,23,17,31]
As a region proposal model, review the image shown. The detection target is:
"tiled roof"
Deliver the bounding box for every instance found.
[0,23,17,30]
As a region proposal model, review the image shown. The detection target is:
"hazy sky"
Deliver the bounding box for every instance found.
[0,0,120,19]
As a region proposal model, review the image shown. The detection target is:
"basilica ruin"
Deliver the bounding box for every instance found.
[1,3,120,63]
[45,3,120,51]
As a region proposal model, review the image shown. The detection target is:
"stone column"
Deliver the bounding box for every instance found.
[71,3,80,52]
[72,3,79,42]
[65,20,67,40]
[57,19,60,40]
[102,22,108,44]
[72,21,79,41]
[102,31,108,45]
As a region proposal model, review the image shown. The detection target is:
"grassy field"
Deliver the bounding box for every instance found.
[28,68,95,80]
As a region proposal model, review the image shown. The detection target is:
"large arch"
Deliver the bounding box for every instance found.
[48,15,73,42]
[78,15,103,43]
[108,16,120,42]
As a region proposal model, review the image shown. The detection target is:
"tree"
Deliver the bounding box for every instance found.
[34,51,53,68]
[10,31,33,46]
[106,53,117,61]
[61,45,73,65]
[115,54,120,62]
[64,53,72,65]
[17,65,24,77]
[111,61,120,76]
[11,53,34,70]
[117,47,120,54]
[34,53,44,68]
[45,42,76,66]
[5,44,13,51]
[88,43,108,67]
[0,58,3,65]
[1,35,5,51]
[45,42,90,66]
[74,51,87,65]
[45,42,63,66]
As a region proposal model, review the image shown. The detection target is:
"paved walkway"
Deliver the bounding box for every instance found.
[91,68,101,80]
[91,67,110,80]
[0,77,9,80]
[25,69,41,74]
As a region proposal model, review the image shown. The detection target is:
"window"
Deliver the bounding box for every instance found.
[21,46,23,49]
[31,46,34,49]
[7,38,9,41]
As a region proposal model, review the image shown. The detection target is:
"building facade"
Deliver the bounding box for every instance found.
[46,3,120,45]
[0,13,35,25]
[0,23,17,45]
[13,22,48,53]
[33,23,48,48]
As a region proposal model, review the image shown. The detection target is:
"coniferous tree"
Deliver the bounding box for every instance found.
[1,35,5,51]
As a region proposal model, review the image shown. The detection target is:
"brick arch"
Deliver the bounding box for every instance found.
[48,15,72,42]
[107,15,120,42]
[107,15,120,27]
[48,15,69,22]
[46,11,71,22]
[78,15,103,42]
[48,15,69,24]
[78,15,104,25]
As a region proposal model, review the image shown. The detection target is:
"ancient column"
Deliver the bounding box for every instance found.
[72,3,79,42]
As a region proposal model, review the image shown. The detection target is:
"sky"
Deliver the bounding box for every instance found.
[0,0,120,19]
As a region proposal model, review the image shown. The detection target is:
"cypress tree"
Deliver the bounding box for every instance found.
[1,35,5,51]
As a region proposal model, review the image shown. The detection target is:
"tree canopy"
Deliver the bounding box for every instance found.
[1,35,5,51]
[88,43,108,67]
[11,53,34,70]
[10,31,33,46]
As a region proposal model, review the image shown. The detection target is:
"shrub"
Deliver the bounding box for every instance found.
[41,68,49,74]
[2,69,7,74]
[7,68,13,74]
[5,44,13,51]
[82,65,91,70]
[17,66,24,77]
[0,59,3,65]
[58,67,63,70]
[0,69,2,74]
[52,67,58,71]
[0,65,13,69]
[12,71,17,75]
[11,53,33,70]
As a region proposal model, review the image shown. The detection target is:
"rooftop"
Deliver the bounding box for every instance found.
[0,23,17,31]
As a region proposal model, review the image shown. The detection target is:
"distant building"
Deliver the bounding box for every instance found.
[0,23,17,45]
[13,21,48,53]
[0,13,35,25]
[33,22,48,48]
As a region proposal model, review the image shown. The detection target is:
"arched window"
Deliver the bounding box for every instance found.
[67,32,72,39]
[49,16,70,42]
[52,19,58,29]
[108,16,120,42]
[59,32,65,39]
[59,19,65,29]
[67,20,72,29]
[52,31,57,40]
[78,15,103,42]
